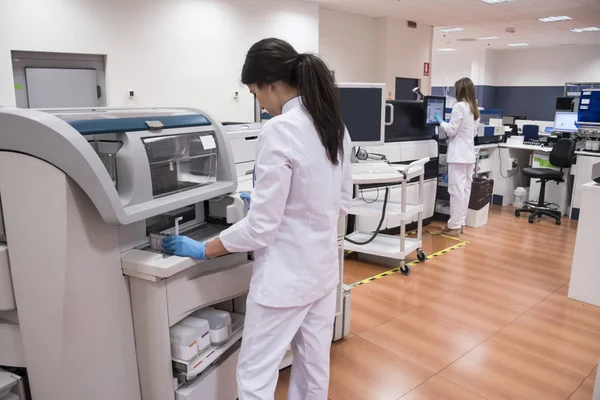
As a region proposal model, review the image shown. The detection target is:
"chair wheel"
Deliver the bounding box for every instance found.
[556,219,561,225]
[399,262,411,276]
[417,249,427,263]
[528,216,535,224]
[515,210,521,217]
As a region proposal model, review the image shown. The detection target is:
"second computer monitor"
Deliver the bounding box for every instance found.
[338,83,386,147]
[554,111,578,133]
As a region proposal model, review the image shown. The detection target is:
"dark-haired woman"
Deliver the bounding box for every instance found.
[163,38,352,399]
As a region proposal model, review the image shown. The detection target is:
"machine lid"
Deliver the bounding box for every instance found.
[68,114,211,135]
[0,370,19,393]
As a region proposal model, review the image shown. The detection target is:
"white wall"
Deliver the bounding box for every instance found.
[381,18,434,98]
[0,0,319,122]
[319,8,378,82]
[432,45,600,89]
[318,11,433,99]
[490,45,600,87]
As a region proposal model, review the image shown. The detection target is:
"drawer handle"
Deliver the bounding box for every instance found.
[245,136,258,141]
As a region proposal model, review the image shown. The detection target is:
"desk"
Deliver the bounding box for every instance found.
[499,143,552,153]
[571,151,600,219]
[569,182,600,307]
[496,143,570,215]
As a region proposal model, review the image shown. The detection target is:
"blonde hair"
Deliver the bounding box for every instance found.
[455,77,480,120]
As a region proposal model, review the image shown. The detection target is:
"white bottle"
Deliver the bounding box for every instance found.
[193,308,232,345]
[179,316,211,354]
[169,325,199,361]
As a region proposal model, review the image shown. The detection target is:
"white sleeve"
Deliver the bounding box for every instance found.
[440,104,464,137]
[219,121,292,253]
[339,131,353,217]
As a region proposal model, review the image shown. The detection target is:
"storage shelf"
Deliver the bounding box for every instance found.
[344,233,421,259]
[173,314,244,381]
[348,199,422,221]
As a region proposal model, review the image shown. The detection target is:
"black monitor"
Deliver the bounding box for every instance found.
[556,97,575,111]
[338,84,386,146]
[384,100,435,143]
[424,96,446,126]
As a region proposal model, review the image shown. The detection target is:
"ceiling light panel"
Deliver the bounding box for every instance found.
[570,27,600,33]
[480,0,515,4]
[437,48,457,52]
[538,16,572,22]
[506,43,529,46]
[476,36,500,40]
[437,27,465,33]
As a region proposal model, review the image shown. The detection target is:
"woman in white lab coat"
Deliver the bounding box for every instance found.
[435,77,480,236]
[163,38,353,399]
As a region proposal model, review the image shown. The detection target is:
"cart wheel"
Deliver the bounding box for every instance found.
[399,262,411,276]
[528,216,535,224]
[515,210,520,217]
[417,249,427,263]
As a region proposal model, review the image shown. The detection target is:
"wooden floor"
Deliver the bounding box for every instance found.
[275,206,600,400]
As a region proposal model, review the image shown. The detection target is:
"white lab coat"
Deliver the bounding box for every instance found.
[219,96,353,399]
[440,101,478,229]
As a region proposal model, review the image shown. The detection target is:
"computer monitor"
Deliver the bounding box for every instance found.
[338,83,387,146]
[556,97,575,111]
[424,96,446,126]
[554,111,578,133]
[385,100,435,143]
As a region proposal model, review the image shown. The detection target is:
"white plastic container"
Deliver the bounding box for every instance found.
[193,308,232,345]
[170,324,199,361]
[179,316,211,354]
[466,203,490,228]
[513,187,527,208]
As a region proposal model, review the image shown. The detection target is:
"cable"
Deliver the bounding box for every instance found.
[345,187,390,246]
[359,188,379,204]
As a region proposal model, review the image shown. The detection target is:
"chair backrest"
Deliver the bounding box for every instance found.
[522,124,539,141]
[549,138,576,168]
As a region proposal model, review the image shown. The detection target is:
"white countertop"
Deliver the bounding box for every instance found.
[475,144,499,150]
[499,143,553,153]
[575,151,600,157]
[582,181,600,192]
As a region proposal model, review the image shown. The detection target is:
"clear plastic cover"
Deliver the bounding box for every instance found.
[142,132,218,199]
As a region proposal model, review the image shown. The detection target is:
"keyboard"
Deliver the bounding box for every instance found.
[523,141,543,146]
[351,162,402,175]
[351,162,405,184]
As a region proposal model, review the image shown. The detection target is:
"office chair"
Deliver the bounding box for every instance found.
[522,124,540,142]
[515,138,576,225]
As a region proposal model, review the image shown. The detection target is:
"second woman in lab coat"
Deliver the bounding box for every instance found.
[435,77,480,236]
[163,38,353,399]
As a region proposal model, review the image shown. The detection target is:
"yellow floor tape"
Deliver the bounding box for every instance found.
[349,239,470,288]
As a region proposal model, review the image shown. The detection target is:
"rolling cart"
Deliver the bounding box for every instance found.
[344,158,429,275]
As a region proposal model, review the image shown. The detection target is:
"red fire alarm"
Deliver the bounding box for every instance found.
[424,62,430,77]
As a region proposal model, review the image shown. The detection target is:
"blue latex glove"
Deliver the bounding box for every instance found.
[240,192,251,210]
[162,236,208,260]
[434,114,443,123]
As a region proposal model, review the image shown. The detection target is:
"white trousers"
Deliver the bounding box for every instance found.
[447,163,474,230]
[237,288,337,400]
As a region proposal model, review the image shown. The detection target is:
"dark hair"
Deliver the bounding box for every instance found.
[241,38,344,166]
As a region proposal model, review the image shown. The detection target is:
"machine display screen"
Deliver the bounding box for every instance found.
[339,87,384,146]
[554,112,578,132]
[385,100,435,143]
[424,96,446,126]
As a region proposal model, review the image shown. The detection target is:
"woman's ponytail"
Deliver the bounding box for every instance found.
[295,53,344,166]
[241,38,345,166]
